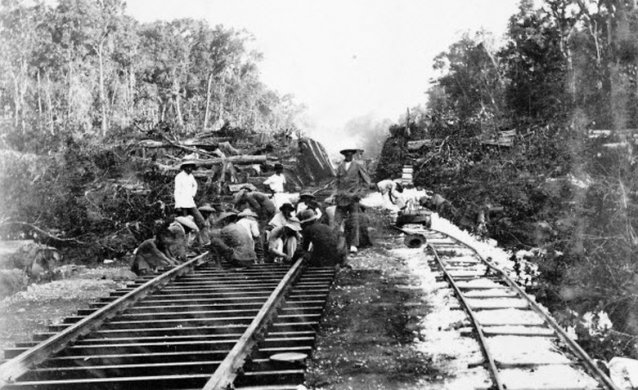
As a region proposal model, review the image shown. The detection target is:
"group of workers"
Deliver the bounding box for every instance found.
[132,146,390,274]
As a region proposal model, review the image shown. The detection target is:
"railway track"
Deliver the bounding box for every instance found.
[0,253,335,390]
[402,225,621,390]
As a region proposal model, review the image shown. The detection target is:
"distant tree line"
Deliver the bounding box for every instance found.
[0,0,304,152]
[428,0,638,133]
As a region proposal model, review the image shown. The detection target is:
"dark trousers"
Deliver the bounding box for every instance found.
[335,201,360,247]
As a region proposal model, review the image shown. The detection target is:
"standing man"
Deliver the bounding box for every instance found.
[264,163,287,208]
[331,148,371,254]
[263,163,286,194]
[174,156,206,231]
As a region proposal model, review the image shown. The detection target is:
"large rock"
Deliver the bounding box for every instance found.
[0,240,35,268]
[0,241,61,281]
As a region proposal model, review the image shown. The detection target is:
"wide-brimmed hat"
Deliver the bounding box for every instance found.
[179,155,198,170]
[216,211,238,224]
[339,148,363,156]
[198,203,216,213]
[240,183,257,191]
[237,209,258,218]
[299,192,315,199]
[283,222,302,232]
[297,209,318,224]
[175,216,199,232]
[279,202,295,212]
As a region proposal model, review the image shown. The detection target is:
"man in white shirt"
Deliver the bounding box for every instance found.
[264,163,286,194]
[264,162,288,208]
[174,157,206,229]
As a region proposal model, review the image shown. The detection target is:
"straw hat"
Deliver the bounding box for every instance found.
[215,211,238,224]
[339,148,363,156]
[240,183,257,192]
[198,203,216,213]
[299,192,315,200]
[175,216,199,232]
[279,202,295,212]
[283,222,302,232]
[237,209,258,218]
[297,209,318,224]
[179,155,198,170]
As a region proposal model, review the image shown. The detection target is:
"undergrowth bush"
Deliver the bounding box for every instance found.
[377,119,638,358]
[0,138,174,262]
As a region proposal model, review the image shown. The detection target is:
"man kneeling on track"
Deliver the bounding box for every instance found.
[208,211,257,267]
[298,209,347,267]
[267,221,302,264]
[131,221,182,276]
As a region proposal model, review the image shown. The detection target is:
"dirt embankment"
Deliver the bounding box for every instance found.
[306,210,443,389]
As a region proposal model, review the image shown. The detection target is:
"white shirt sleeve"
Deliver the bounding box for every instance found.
[250,219,260,238]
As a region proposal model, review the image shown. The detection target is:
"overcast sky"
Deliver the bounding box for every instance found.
[126,0,519,151]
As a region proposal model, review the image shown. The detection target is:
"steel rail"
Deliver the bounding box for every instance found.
[426,227,621,390]
[427,243,505,390]
[0,252,209,387]
[202,257,306,390]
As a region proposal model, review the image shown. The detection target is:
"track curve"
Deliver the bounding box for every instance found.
[402,225,620,390]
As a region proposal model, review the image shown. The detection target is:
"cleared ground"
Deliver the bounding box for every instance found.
[0,266,134,353]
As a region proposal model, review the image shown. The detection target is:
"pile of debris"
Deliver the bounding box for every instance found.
[130,127,336,196]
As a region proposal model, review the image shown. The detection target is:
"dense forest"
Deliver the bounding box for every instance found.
[376,0,638,359]
[0,0,303,152]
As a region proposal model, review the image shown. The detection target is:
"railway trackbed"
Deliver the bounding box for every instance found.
[0,253,335,390]
[400,225,621,390]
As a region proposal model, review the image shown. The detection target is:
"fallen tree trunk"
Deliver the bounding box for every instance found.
[136,139,220,154]
[0,221,88,246]
[157,155,273,171]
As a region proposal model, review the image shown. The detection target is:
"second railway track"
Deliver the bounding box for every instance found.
[403,225,620,390]
[0,253,335,390]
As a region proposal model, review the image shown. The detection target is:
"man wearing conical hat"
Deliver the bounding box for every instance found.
[331,147,372,254]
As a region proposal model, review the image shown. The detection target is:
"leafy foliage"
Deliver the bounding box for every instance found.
[384,0,638,358]
[0,0,304,151]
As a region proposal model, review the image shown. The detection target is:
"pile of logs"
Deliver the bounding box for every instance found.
[132,130,336,192]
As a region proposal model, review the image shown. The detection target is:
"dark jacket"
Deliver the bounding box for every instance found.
[301,222,346,267]
[336,160,371,193]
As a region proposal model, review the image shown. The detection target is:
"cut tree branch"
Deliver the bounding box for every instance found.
[1,221,88,246]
